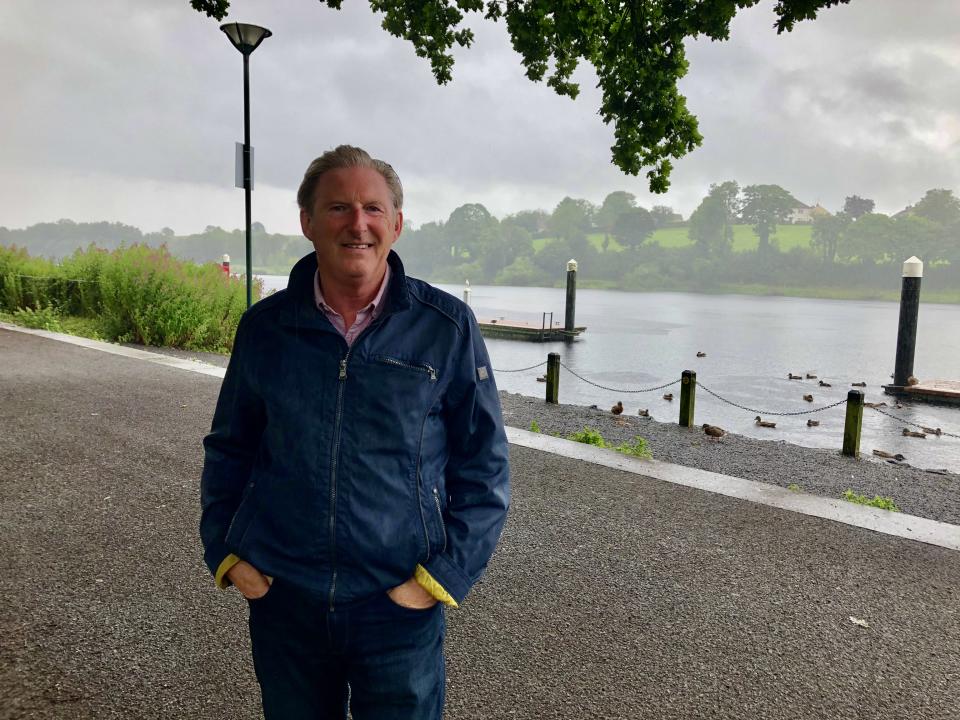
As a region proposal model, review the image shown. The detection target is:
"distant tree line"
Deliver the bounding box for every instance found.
[2,183,957,297]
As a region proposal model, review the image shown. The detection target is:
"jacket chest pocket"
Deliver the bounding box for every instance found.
[372,355,438,382]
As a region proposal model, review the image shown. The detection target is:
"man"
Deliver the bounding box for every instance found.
[200,145,510,719]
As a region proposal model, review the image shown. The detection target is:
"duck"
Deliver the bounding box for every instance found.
[851,381,867,387]
[663,393,674,401]
[611,401,624,415]
[788,373,803,380]
[863,401,887,408]
[755,416,777,428]
[906,375,919,386]
[920,426,942,437]
[696,351,707,357]
[805,373,817,379]
[637,409,649,417]
[818,380,832,387]
[803,394,814,402]
[902,428,926,438]
[806,419,819,427]
[873,449,905,460]
[702,423,726,439]
[536,375,546,383]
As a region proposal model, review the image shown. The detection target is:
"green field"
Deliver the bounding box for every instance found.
[533,224,814,253]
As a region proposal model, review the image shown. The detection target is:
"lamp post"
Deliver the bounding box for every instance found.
[220,22,271,308]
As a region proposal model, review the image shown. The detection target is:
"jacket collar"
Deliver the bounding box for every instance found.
[280,250,411,330]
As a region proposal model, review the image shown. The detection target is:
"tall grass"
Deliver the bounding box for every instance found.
[0,244,253,352]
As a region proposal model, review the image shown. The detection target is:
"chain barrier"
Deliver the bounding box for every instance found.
[493,360,548,373]
[490,357,960,441]
[6,274,97,284]
[697,382,849,416]
[559,362,681,393]
[868,406,960,439]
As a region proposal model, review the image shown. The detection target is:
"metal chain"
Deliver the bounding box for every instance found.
[559,362,681,393]
[868,406,960,439]
[493,360,549,373]
[697,382,849,416]
[6,274,97,284]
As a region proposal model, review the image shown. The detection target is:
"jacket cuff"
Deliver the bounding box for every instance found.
[420,554,473,605]
[215,554,242,589]
[414,564,459,608]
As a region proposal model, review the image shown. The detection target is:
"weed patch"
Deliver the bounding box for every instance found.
[566,426,652,459]
[842,490,900,512]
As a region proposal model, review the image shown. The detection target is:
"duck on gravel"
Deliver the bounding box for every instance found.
[611,401,624,415]
[702,424,726,440]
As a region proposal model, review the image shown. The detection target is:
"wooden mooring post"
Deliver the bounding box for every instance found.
[842,389,864,457]
[545,352,560,404]
[564,259,577,342]
[679,370,696,427]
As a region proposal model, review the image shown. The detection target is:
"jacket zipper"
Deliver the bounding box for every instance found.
[432,487,447,554]
[379,357,438,381]
[327,354,349,611]
[325,317,391,611]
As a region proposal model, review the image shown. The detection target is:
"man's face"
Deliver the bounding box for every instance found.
[300,166,402,289]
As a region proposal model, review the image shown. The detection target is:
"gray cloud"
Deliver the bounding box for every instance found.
[0,0,958,234]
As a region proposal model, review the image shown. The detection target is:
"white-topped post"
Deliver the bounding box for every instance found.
[564,259,578,339]
[462,279,471,307]
[893,256,923,388]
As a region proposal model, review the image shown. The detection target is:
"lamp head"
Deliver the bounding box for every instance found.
[220,22,272,56]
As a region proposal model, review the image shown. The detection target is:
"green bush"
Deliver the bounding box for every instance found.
[0,245,59,312]
[12,302,63,332]
[97,245,251,351]
[0,243,252,352]
[58,245,109,316]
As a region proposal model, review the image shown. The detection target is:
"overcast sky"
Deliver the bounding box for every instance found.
[1,0,958,236]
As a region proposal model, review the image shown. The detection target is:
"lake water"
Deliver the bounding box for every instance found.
[260,274,960,473]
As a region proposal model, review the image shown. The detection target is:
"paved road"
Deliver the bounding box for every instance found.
[2,328,958,719]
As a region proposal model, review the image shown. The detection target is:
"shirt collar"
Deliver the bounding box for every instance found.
[314,264,391,318]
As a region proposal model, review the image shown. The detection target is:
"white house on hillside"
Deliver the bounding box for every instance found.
[787,202,830,224]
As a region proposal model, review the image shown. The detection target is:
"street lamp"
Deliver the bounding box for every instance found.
[220,22,271,308]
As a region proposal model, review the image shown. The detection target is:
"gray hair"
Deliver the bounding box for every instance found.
[297,145,403,214]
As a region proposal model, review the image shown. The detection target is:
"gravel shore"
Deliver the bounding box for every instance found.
[498,391,960,526]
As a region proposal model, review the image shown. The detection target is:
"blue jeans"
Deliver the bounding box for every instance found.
[247,578,446,720]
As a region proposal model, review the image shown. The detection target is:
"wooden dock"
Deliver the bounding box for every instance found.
[478,318,586,342]
[883,379,960,406]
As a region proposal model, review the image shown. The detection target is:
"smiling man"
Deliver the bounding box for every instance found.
[200,145,510,720]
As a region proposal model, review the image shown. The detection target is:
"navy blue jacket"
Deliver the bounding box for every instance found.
[200,251,510,607]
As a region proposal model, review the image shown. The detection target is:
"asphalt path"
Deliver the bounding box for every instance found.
[1,328,958,719]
